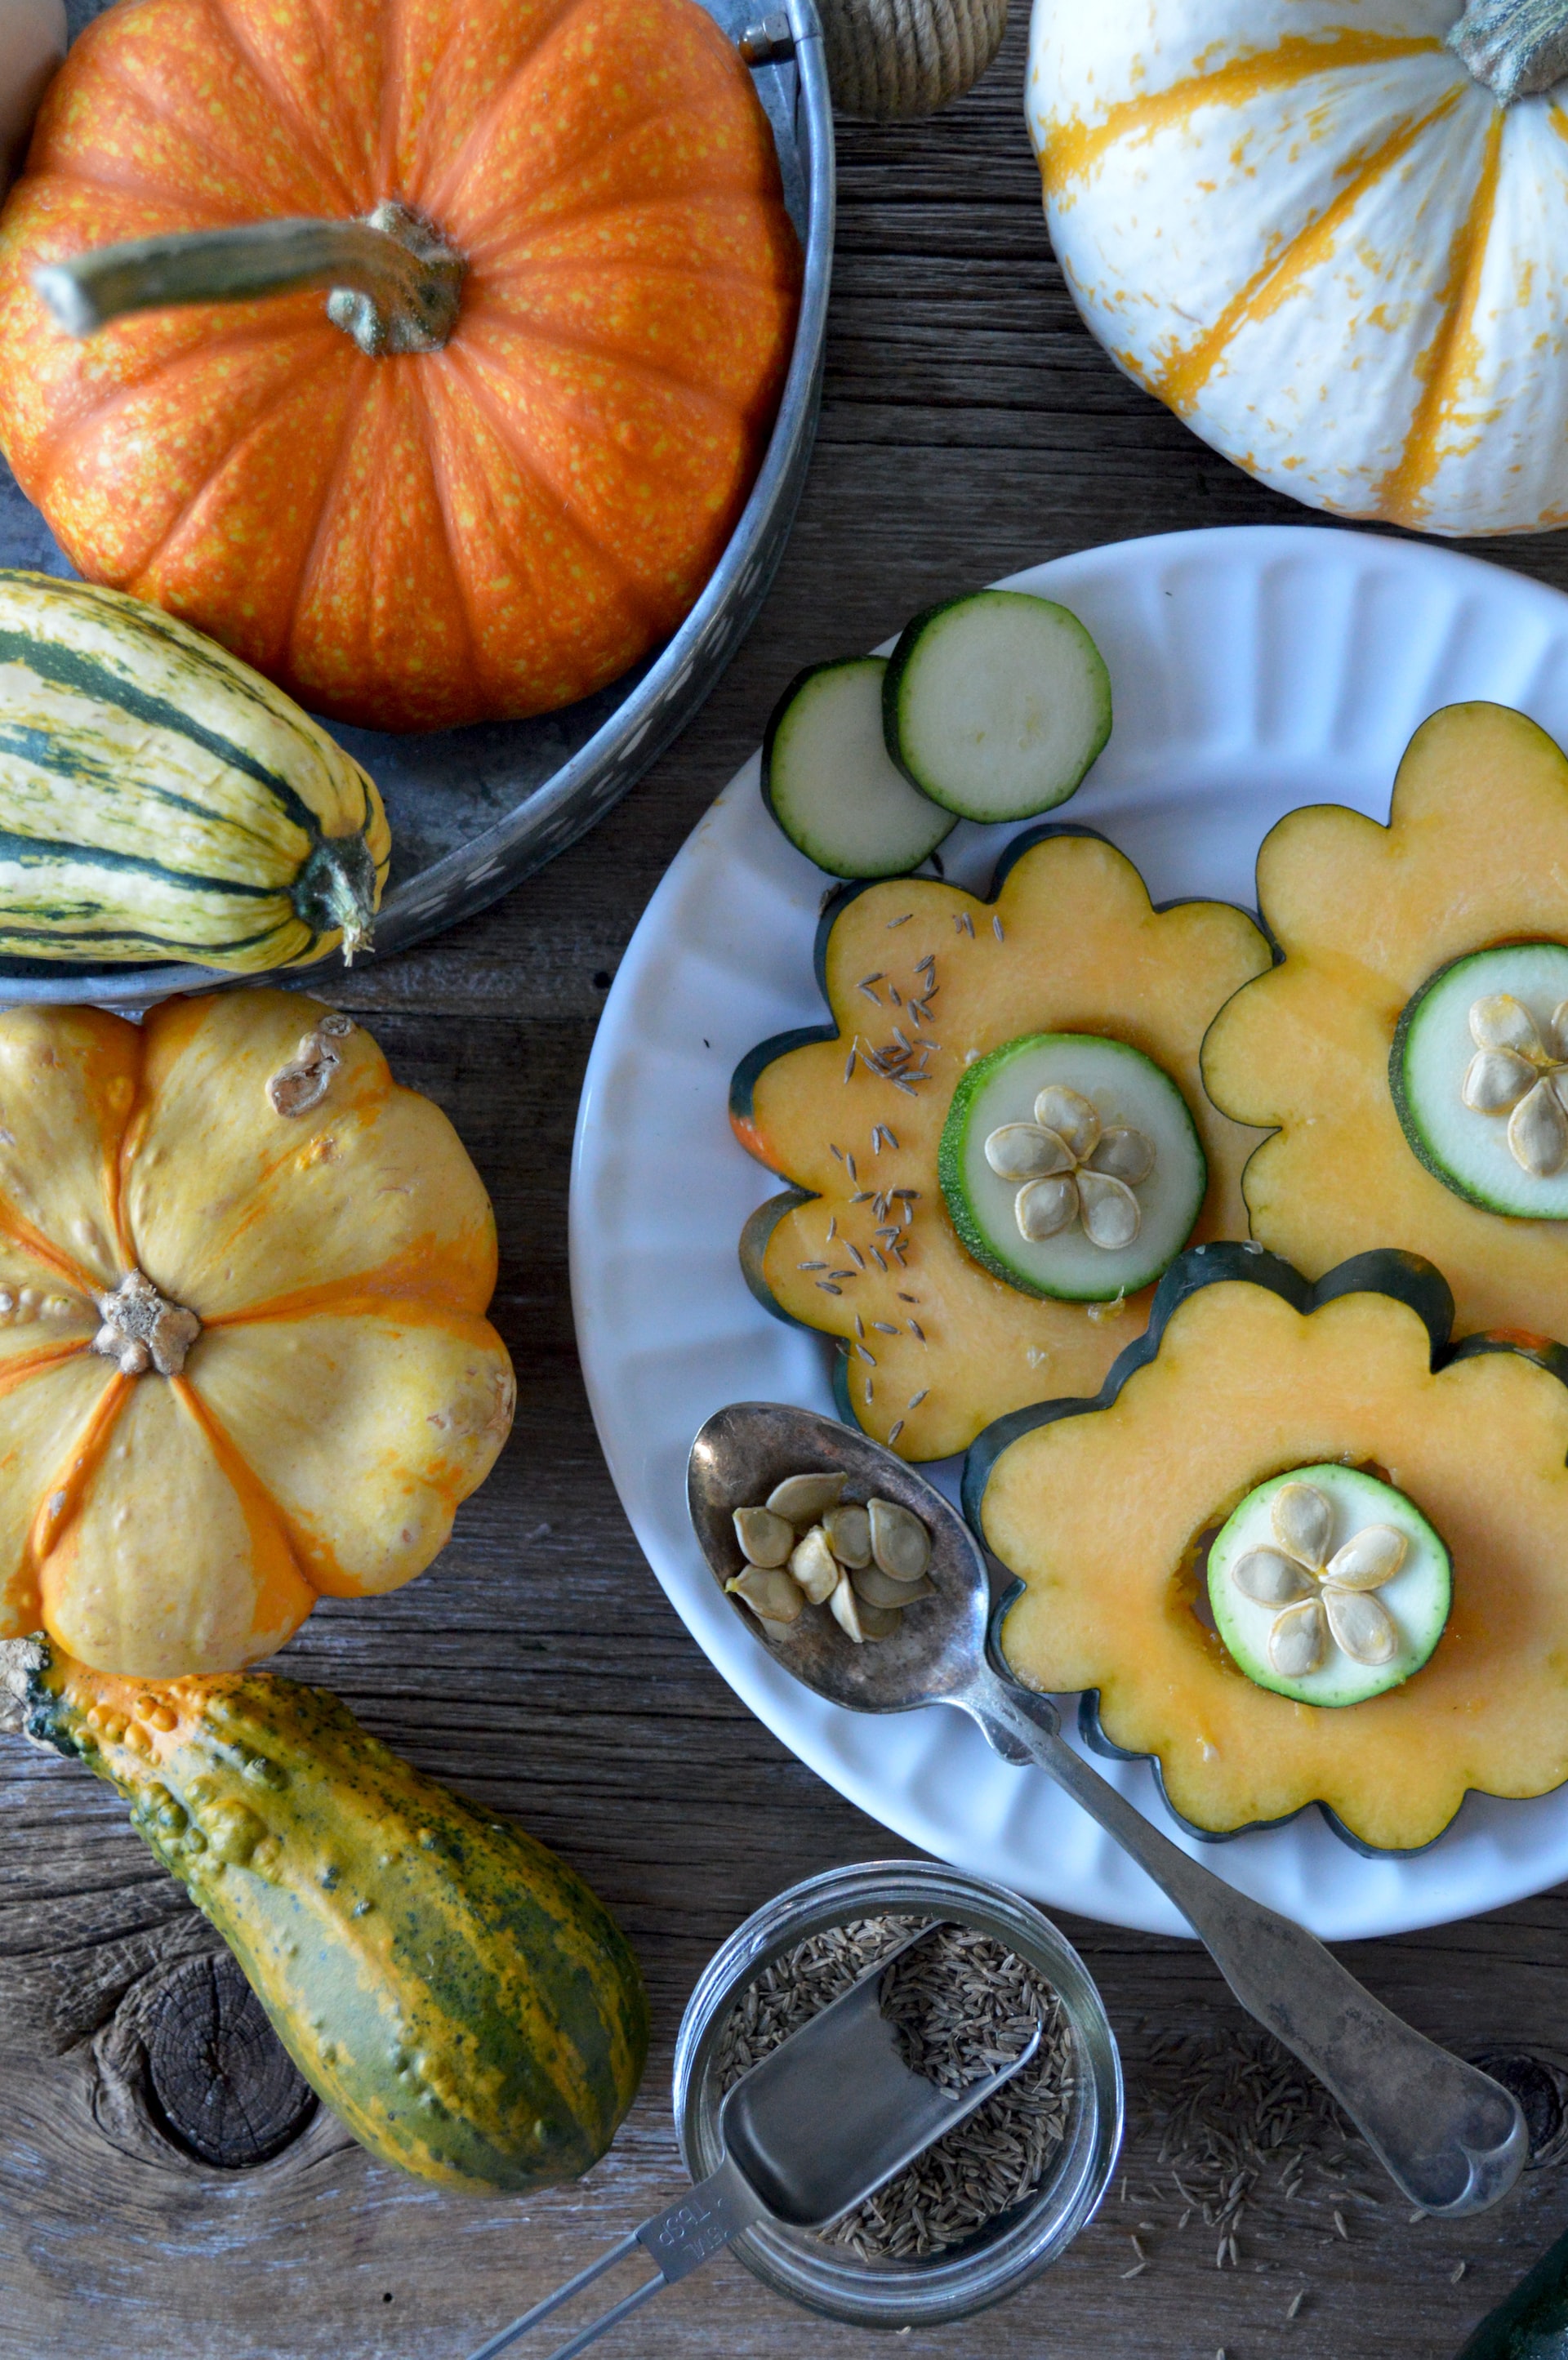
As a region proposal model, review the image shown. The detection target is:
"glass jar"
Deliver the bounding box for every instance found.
[672,1858,1124,2329]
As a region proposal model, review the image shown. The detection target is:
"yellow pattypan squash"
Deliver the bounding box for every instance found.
[0,990,514,1676]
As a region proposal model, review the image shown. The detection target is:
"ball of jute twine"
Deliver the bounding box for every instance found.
[818,0,1008,118]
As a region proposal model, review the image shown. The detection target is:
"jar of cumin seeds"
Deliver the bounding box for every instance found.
[672,1859,1124,2328]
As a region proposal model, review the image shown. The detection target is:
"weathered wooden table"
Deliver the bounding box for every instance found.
[8,20,1568,2357]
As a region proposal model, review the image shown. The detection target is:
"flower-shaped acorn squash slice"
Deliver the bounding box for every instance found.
[0,991,514,1677]
[1202,701,1568,1336]
[964,1244,1568,1856]
[731,828,1269,1461]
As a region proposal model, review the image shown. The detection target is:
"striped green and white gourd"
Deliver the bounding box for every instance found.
[0,572,389,968]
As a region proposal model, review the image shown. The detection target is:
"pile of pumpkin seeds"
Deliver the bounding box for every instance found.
[726,1472,933,1642]
[715,1914,1074,2260]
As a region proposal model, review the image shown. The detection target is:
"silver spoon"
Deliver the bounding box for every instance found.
[688,1400,1526,2220]
[464,1921,1039,2360]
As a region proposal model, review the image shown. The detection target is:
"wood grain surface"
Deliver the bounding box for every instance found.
[7,16,1568,2358]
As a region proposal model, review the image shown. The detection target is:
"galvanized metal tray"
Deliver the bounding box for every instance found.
[0,0,833,1004]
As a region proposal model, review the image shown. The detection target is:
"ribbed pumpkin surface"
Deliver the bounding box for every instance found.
[1030,0,1568,535]
[22,1650,648,2190]
[0,0,801,730]
[0,989,514,1676]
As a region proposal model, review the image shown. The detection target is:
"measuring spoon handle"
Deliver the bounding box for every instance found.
[964,1669,1526,2219]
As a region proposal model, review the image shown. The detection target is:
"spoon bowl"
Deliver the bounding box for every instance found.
[688,1400,999,1718]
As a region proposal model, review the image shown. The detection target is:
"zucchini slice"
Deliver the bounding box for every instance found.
[1208,1463,1451,1709]
[1392,942,1568,1218]
[884,591,1111,822]
[761,657,956,879]
[938,1031,1206,1302]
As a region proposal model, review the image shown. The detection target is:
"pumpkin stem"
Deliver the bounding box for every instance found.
[1448,0,1568,102]
[294,835,378,964]
[33,201,466,357]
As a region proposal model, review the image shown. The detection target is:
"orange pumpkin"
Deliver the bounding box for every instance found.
[0,0,801,732]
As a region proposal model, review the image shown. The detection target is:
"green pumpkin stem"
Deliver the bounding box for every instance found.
[33,201,466,357]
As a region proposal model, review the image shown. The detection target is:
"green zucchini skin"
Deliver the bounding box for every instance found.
[7,1644,648,2192]
[964,1243,1530,1861]
[0,572,389,969]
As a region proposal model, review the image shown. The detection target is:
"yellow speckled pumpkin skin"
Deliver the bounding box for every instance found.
[0,989,514,1676]
[16,1645,647,2190]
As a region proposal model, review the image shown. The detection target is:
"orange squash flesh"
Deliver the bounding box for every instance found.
[1203,702,1568,1337]
[985,1278,1568,1853]
[738,833,1270,1461]
[0,0,801,732]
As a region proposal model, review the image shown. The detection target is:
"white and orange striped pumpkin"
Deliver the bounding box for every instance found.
[1028,0,1568,534]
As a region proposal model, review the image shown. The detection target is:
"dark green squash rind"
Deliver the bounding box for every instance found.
[963,1243,1549,1859]
[738,1187,818,1322]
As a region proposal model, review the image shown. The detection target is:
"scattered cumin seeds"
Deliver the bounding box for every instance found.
[798,1260,827,1271]
[1130,2235,1146,2261]
[872,1321,899,1336]
[1334,2209,1348,2241]
[1451,2261,1468,2283]
[1120,2263,1146,2280]
[844,1046,858,1083]
[908,1320,925,1341]
[845,1153,858,1182]
[993,915,1004,941]
[847,1244,866,1269]
[887,1420,904,1445]
[829,1143,844,1161]
[907,1389,928,1408]
[855,1314,866,1339]
[816,1282,842,1295]
[887,912,913,928]
[1287,2288,1307,2319]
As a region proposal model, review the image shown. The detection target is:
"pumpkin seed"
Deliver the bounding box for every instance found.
[789,1525,842,1605]
[1325,1525,1406,1591]
[1076,1169,1141,1250]
[1016,1173,1077,1240]
[824,1502,872,1567]
[1462,1046,1534,1114]
[1033,1084,1100,1160]
[733,1505,794,1568]
[1267,1596,1326,1678]
[1272,1482,1332,1572]
[984,1123,1073,1181]
[1324,1587,1398,1667]
[869,1497,932,1582]
[1509,1076,1568,1177]
[1088,1126,1156,1185]
[853,1563,935,1609]
[830,1574,899,1641]
[767,1472,847,1526]
[726,1565,804,1627]
[1470,992,1543,1058]
[1231,1547,1312,1607]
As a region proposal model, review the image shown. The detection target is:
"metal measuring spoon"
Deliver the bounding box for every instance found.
[465,1921,1039,2360]
[688,1400,1526,2220]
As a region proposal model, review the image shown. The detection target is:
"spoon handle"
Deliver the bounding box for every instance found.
[962,1669,1526,2218]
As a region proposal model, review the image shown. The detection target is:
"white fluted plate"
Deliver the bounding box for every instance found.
[570,523,1568,1939]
